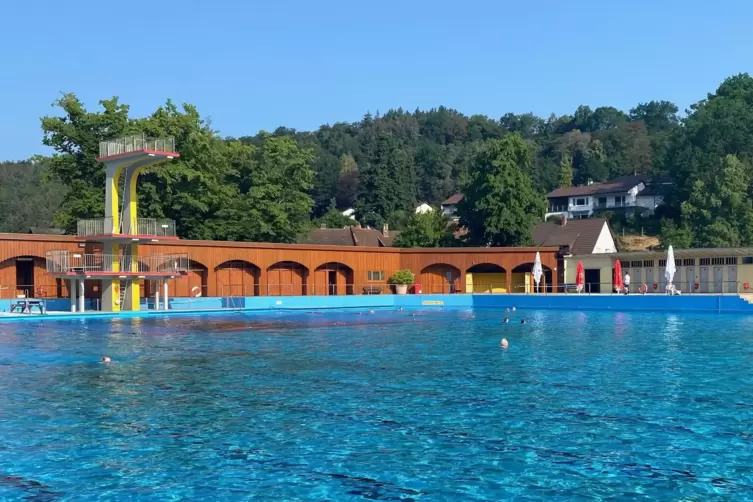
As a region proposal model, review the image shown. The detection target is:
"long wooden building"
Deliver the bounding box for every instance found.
[0,232,560,300]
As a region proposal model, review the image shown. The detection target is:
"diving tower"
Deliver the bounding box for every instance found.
[46,134,190,313]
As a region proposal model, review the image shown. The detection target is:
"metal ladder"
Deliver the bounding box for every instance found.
[119,280,129,309]
[118,244,132,310]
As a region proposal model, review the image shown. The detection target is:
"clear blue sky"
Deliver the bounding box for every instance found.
[2,0,751,160]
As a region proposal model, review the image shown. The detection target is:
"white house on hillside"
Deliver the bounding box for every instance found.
[415,203,433,214]
[546,175,666,220]
[341,208,357,220]
[441,194,463,219]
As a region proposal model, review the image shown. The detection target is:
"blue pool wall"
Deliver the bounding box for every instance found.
[3,293,753,318]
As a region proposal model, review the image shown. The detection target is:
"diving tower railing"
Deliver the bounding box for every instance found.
[76,217,177,237]
[45,251,190,275]
[98,134,176,158]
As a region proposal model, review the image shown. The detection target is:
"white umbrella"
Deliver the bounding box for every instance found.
[532,252,543,292]
[665,245,676,292]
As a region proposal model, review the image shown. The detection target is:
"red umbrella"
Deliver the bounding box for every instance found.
[614,260,623,292]
[575,261,585,292]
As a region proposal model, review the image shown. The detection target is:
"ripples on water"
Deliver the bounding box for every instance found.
[0,309,753,500]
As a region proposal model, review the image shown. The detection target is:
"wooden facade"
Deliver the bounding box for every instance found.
[0,233,560,299]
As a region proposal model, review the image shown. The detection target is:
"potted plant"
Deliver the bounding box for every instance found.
[390,269,415,295]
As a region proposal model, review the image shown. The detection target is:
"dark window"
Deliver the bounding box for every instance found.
[630,261,642,268]
[643,260,654,267]
[700,258,710,266]
[683,259,695,266]
[367,271,385,281]
[743,257,753,265]
[725,257,738,265]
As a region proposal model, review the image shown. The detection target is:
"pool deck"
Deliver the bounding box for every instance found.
[1,293,753,321]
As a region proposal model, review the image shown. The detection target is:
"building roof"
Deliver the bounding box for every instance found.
[28,227,65,235]
[533,218,610,255]
[302,227,400,247]
[441,194,464,205]
[546,175,646,198]
[612,247,753,261]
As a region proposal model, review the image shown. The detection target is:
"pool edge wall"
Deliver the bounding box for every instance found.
[1,294,753,320]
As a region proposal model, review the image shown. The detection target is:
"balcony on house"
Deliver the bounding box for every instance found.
[593,196,634,211]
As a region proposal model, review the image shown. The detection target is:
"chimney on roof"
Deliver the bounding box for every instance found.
[383,223,389,237]
[562,214,567,226]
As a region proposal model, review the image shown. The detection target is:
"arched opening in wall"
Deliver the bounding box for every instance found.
[314,262,354,296]
[0,255,57,298]
[511,263,553,293]
[267,261,309,296]
[167,259,208,298]
[216,260,261,297]
[420,264,462,294]
[465,263,507,294]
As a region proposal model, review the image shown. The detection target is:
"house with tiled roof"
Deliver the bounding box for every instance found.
[533,217,618,293]
[441,194,463,220]
[302,224,399,247]
[545,175,668,220]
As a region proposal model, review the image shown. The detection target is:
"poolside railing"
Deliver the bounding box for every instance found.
[6,280,750,302]
[98,134,176,158]
[76,217,177,237]
[45,251,190,275]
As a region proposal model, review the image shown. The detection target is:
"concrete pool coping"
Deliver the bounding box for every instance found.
[2,293,753,321]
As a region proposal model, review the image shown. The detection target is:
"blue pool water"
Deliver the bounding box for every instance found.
[1,309,753,500]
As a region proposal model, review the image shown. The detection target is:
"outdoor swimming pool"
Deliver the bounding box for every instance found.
[1,308,752,500]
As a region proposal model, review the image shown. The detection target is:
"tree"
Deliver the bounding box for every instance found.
[658,220,693,249]
[41,94,133,231]
[558,152,573,188]
[457,135,546,246]
[0,160,67,232]
[394,209,455,247]
[313,198,357,229]
[218,136,314,243]
[678,155,753,247]
[336,153,359,208]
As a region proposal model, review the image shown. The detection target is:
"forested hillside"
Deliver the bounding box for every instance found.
[2,73,753,248]
[0,160,66,233]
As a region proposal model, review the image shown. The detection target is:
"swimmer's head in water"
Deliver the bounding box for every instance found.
[504,317,509,323]
[500,338,509,348]
[521,319,526,324]
[512,307,516,311]
[102,356,111,363]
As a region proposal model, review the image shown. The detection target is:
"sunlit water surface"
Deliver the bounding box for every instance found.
[1,309,753,500]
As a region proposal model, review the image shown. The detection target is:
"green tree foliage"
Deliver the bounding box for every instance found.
[0,160,67,233]
[217,136,314,242]
[558,152,573,188]
[659,74,753,247]
[394,209,455,247]
[12,74,753,249]
[42,94,313,241]
[677,155,753,247]
[457,135,546,246]
[313,199,358,229]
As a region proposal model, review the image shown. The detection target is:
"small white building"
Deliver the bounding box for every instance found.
[440,194,464,219]
[341,208,357,220]
[415,203,434,214]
